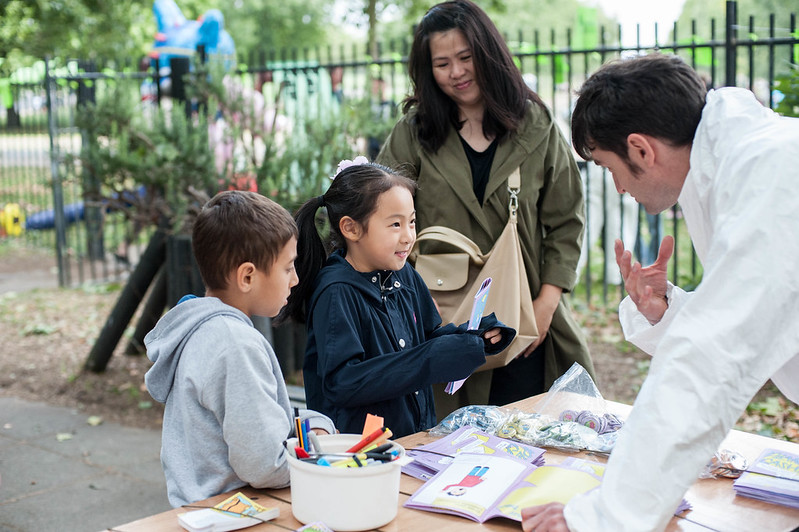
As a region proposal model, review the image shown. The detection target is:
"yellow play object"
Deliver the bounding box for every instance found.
[0,203,25,236]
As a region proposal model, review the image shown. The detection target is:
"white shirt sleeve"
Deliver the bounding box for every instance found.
[618,283,689,355]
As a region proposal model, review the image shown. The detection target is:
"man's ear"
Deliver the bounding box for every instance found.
[627,133,656,168]
[235,262,257,293]
[339,216,362,242]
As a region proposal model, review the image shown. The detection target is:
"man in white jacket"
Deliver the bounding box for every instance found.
[522,53,799,531]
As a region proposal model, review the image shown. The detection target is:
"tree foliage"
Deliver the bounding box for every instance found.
[219,0,332,64]
[0,0,152,70]
[677,0,797,36]
[0,0,334,72]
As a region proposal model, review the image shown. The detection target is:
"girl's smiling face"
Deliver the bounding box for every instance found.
[344,185,416,273]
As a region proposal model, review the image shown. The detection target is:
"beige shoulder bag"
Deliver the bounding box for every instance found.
[411,168,539,371]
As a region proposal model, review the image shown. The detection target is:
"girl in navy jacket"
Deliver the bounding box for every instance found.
[280,158,514,438]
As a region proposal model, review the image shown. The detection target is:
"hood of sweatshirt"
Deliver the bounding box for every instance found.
[144,297,252,403]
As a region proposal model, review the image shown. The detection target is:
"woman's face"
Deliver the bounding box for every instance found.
[429,29,482,111]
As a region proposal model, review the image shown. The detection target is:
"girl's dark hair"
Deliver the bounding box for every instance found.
[278,162,417,324]
[572,53,707,164]
[403,0,545,153]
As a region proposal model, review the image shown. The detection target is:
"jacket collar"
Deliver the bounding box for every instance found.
[432,101,552,233]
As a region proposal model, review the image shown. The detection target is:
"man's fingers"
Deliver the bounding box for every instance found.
[614,238,625,263]
[655,235,675,267]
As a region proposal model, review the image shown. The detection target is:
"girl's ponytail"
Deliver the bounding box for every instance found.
[277,195,328,324]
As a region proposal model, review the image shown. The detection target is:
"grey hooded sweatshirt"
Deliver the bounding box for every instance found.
[145,296,335,507]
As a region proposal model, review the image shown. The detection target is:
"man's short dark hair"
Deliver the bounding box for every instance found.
[572,53,707,163]
[192,190,297,291]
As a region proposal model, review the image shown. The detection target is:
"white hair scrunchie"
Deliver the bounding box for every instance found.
[332,155,370,179]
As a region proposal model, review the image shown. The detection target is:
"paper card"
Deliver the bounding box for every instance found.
[177,492,279,532]
[447,278,492,395]
[467,277,492,330]
[361,413,384,438]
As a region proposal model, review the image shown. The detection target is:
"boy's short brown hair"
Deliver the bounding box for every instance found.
[192,191,298,291]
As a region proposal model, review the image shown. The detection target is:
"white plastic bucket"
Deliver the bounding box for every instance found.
[286,433,405,531]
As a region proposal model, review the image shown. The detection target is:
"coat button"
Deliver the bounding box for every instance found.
[394,281,401,288]
[399,338,406,348]
[371,276,377,283]
[415,390,419,395]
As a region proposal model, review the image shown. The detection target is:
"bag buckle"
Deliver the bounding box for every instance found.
[508,186,519,217]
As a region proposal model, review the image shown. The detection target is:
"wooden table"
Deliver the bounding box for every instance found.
[109,395,799,532]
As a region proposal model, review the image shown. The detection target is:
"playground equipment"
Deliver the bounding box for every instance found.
[150,0,236,70]
[0,203,24,236]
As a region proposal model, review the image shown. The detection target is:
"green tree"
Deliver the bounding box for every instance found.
[675,0,797,80]
[219,0,332,64]
[486,0,615,46]
[0,0,153,68]
[0,0,334,71]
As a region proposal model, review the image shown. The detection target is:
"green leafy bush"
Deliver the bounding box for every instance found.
[775,64,799,118]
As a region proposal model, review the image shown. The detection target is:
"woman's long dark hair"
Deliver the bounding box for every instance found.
[277,162,417,324]
[403,0,545,153]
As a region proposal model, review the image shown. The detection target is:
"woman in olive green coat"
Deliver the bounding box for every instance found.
[376,0,594,418]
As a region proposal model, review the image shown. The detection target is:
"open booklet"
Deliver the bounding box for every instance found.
[733,447,799,509]
[405,451,692,523]
[403,425,545,481]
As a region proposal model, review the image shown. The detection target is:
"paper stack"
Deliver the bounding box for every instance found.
[733,447,799,509]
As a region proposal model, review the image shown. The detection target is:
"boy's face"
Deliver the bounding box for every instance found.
[253,236,299,318]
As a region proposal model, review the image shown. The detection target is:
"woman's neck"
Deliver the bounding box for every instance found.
[459,106,493,152]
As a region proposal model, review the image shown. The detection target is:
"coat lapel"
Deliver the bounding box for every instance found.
[432,128,493,234]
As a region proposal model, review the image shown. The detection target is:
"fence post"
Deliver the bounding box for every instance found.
[77,60,104,262]
[44,57,70,287]
[170,56,192,118]
[725,0,738,86]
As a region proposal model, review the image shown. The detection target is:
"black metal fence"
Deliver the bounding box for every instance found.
[0,0,796,307]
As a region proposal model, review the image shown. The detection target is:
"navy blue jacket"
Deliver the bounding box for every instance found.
[303,251,515,438]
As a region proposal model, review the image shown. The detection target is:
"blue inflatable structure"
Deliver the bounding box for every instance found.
[150,0,236,70]
[25,187,146,231]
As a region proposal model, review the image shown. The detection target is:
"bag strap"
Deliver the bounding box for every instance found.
[411,226,486,265]
[508,167,521,222]
[411,166,522,261]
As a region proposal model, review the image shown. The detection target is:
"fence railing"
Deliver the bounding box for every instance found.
[0,0,796,308]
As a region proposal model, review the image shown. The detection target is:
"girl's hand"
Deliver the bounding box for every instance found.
[483,327,503,344]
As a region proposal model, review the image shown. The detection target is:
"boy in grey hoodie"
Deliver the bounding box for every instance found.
[144,190,336,508]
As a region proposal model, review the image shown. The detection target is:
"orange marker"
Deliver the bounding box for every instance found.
[346,426,389,453]
[365,428,392,451]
